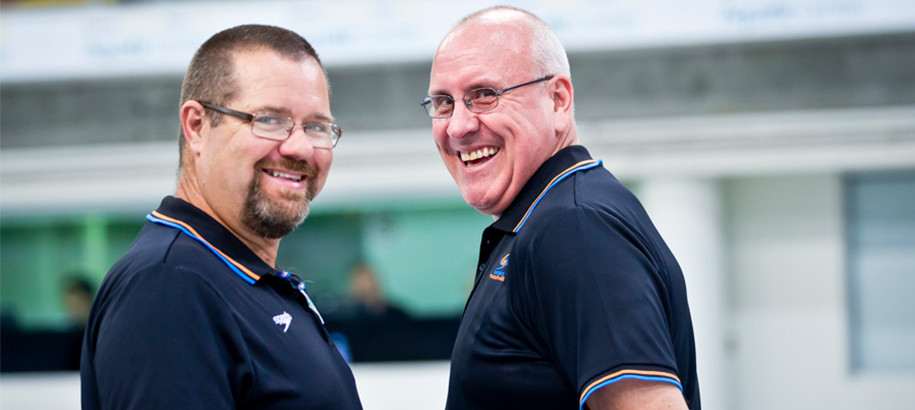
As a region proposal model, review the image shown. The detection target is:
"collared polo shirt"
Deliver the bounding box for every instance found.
[445,145,700,410]
[81,196,362,410]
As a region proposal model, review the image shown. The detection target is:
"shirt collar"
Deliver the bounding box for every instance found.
[149,196,281,285]
[491,145,599,233]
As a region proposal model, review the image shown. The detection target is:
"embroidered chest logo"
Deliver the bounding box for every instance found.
[273,311,292,332]
[489,253,509,282]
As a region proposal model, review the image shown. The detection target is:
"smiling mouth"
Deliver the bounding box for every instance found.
[265,169,304,182]
[459,147,500,167]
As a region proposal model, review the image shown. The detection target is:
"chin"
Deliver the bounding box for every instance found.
[462,195,496,216]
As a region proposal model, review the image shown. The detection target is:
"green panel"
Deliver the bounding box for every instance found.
[275,213,364,302]
[1,222,84,327]
[1,226,44,324]
[1,216,144,329]
[363,207,490,317]
[82,216,108,279]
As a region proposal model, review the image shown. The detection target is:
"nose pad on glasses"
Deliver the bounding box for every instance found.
[278,126,317,155]
[285,125,312,140]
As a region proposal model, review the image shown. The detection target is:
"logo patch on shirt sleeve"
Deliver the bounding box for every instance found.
[489,253,509,282]
[273,311,293,332]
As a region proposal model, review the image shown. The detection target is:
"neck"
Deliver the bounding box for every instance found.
[237,234,281,269]
[559,126,580,150]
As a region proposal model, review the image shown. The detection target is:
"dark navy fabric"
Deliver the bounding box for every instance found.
[445,146,700,410]
[81,196,362,410]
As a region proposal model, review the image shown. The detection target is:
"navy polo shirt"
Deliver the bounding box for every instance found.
[81,196,363,410]
[445,146,700,410]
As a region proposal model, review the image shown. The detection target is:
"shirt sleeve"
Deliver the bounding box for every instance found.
[85,263,251,410]
[509,205,683,404]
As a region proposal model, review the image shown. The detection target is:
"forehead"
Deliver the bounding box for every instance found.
[230,48,330,109]
[429,22,531,92]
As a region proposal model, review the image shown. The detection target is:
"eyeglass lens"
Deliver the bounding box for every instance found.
[250,115,339,148]
[425,88,500,118]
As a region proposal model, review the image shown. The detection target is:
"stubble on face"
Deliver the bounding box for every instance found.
[242,157,318,239]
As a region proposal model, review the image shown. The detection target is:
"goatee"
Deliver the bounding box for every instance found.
[242,159,318,239]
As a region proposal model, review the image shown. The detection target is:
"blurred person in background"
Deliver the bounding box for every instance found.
[323,261,412,362]
[80,24,362,409]
[344,262,407,319]
[62,274,95,370]
[61,275,95,328]
[423,6,700,409]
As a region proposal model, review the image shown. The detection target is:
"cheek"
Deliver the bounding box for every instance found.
[204,142,259,189]
[431,123,449,146]
[318,149,334,169]
[313,152,334,187]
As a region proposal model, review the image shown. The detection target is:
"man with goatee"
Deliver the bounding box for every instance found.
[81,24,362,410]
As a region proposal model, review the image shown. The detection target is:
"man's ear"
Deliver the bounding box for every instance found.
[180,100,207,156]
[550,75,574,132]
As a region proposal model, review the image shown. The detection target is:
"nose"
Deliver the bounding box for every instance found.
[277,126,317,160]
[446,100,480,140]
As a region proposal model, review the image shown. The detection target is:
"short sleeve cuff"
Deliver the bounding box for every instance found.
[579,369,683,410]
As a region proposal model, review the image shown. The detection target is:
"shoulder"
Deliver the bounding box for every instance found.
[93,224,229,319]
[113,220,227,279]
[517,166,661,251]
[509,171,672,289]
[86,233,240,365]
[523,165,644,224]
[516,187,637,252]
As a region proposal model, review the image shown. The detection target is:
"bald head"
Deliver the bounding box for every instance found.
[436,6,570,79]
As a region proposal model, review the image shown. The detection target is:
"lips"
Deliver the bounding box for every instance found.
[459,146,499,167]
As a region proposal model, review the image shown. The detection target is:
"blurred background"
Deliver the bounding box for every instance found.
[1,0,914,408]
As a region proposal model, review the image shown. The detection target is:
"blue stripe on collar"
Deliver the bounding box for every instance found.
[513,159,602,233]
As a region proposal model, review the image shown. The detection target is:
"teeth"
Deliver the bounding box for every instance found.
[271,171,303,181]
[460,147,499,162]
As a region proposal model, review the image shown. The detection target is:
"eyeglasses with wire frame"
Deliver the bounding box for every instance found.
[421,75,555,119]
[199,102,342,149]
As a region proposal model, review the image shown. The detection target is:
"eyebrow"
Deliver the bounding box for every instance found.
[428,79,500,97]
[427,88,451,97]
[255,105,336,123]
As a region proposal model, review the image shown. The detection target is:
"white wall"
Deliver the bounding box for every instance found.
[725,174,915,409]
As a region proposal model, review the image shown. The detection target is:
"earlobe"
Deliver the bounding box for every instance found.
[180,100,207,155]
